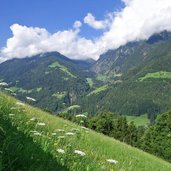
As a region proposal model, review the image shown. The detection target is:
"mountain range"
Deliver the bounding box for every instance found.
[1,31,171,120]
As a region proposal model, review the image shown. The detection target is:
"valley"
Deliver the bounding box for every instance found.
[1,1,171,170]
[1,32,171,123]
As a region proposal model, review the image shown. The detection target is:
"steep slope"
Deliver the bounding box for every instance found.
[0,52,94,112]
[80,31,171,117]
[1,32,171,117]
[92,31,171,81]
[1,92,171,171]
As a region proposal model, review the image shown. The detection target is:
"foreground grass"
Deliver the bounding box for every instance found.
[126,114,150,126]
[0,118,67,171]
[0,93,171,171]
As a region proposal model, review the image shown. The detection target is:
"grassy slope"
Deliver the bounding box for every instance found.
[126,114,150,126]
[139,71,171,81]
[49,61,76,78]
[1,93,171,171]
[87,85,108,97]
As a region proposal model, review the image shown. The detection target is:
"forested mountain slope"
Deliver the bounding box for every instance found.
[0,52,95,112]
[80,31,171,117]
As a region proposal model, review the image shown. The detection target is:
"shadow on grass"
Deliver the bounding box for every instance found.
[0,119,68,171]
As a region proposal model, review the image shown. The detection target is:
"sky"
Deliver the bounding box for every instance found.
[0,0,123,47]
[0,0,171,62]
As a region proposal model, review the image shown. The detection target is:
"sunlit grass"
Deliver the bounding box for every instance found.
[126,114,150,126]
[49,61,76,78]
[139,71,171,81]
[1,92,171,171]
[87,85,108,96]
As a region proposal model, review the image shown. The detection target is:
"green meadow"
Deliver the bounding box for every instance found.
[139,71,171,81]
[0,93,171,171]
[87,85,108,97]
[126,114,150,126]
[49,62,76,78]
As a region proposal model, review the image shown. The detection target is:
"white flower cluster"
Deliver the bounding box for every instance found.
[56,129,65,132]
[37,122,46,126]
[65,132,75,136]
[57,149,65,154]
[106,159,118,164]
[0,82,8,86]
[30,117,37,121]
[30,131,42,136]
[74,150,86,156]
[16,102,25,106]
[9,113,15,116]
[75,114,87,118]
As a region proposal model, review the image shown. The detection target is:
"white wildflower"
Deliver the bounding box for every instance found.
[81,126,89,130]
[26,96,36,102]
[71,128,80,132]
[65,132,75,136]
[75,114,87,118]
[106,159,118,164]
[16,102,25,106]
[0,82,8,86]
[51,133,57,136]
[33,132,42,136]
[30,131,42,136]
[11,107,17,110]
[57,149,65,154]
[74,150,86,156]
[9,113,15,116]
[58,136,65,139]
[30,130,38,133]
[30,117,37,121]
[37,122,46,126]
[56,129,65,132]
[11,93,17,96]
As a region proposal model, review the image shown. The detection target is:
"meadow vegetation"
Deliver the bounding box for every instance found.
[139,71,171,81]
[126,114,149,126]
[1,93,171,170]
[49,61,76,78]
[87,85,108,97]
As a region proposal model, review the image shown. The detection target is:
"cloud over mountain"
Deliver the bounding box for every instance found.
[1,0,171,62]
[84,13,110,30]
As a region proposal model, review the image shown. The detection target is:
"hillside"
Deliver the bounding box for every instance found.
[79,31,171,117]
[92,31,171,81]
[0,52,96,113]
[1,32,171,118]
[1,92,171,171]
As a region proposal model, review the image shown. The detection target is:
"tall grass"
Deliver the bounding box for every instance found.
[0,92,171,171]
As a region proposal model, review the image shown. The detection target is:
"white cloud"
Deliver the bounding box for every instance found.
[1,0,171,62]
[97,0,171,52]
[0,23,100,62]
[73,20,82,29]
[84,13,109,30]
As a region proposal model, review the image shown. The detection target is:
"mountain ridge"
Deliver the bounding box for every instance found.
[1,31,171,118]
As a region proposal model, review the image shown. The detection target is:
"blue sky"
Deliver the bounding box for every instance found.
[1,0,171,62]
[0,0,123,47]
